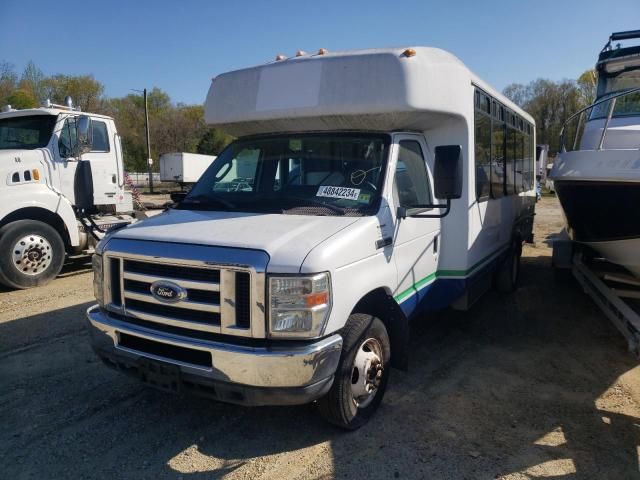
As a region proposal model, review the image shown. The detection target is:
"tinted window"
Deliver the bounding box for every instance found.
[58,117,77,158]
[514,129,523,194]
[505,125,516,195]
[0,115,56,150]
[491,108,505,198]
[394,140,432,207]
[474,91,491,200]
[91,121,110,152]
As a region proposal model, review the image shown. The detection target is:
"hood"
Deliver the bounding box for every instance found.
[109,208,361,273]
[0,149,46,186]
[0,148,45,163]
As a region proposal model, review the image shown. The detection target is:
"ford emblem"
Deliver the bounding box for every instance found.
[150,280,187,303]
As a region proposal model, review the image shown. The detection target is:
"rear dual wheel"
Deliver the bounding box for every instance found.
[0,220,65,289]
[495,240,522,293]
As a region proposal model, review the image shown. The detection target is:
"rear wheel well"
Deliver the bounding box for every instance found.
[352,288,409,370]
[0,208,71,251]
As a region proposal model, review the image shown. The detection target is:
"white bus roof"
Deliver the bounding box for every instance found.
[204,46,533,137]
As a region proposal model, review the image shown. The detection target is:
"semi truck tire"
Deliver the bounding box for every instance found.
[495,240,522,293]
[318,314,390,430]
[0,220,66,289]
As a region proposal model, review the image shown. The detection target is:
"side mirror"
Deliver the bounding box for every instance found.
[74,115,93,157]
[433,145,462,200]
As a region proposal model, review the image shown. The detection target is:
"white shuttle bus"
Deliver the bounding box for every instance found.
[87,47,536,429]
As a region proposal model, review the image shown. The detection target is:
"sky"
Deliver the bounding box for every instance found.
[1,0,639,105]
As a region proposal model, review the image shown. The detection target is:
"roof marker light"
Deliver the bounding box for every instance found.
[402,48,417,58]
[317,48,328,55]
[296,50,306,57]
[275,54,287,61]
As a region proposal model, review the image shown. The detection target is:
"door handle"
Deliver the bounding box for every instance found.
[376,237,393,249]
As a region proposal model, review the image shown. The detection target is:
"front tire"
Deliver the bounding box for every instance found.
[318,314,390,430]
[0,220,65,289]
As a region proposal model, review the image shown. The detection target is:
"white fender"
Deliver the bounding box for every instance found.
[0,184,80,246]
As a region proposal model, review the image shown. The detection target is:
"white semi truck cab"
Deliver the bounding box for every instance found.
[0,98,134,288]
[87,47,536,429]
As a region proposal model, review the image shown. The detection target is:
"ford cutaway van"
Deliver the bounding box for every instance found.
[87,47,536,429]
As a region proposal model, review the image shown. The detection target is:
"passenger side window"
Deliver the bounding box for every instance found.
[394,140,432,207]
[58,117,76,158]
[474,91,491,200]
[91,121,110,152]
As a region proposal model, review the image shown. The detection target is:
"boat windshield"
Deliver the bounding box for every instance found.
[180,133,390,216]
[0,115,57,150]
[597,65,640,97]
[590,66,640,119]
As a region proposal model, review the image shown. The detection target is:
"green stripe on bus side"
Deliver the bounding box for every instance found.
[392,243,509,303]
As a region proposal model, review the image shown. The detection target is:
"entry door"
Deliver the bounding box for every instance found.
[56,116,117,206]
[390,134,441,315]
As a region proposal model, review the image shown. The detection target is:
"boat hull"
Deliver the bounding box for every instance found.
[554,179,640,277]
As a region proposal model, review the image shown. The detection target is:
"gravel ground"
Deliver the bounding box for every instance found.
[1,196,639,479]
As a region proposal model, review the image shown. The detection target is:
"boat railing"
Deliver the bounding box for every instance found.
[560,86,640,153]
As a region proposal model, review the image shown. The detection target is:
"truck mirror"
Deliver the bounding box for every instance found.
[433,145,462,200]
[74,115,93,157]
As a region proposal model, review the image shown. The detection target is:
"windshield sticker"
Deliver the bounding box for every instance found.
[317,185,361,201]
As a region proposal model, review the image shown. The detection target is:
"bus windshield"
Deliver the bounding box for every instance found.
[0,115,57,150]
[181,133,390,216]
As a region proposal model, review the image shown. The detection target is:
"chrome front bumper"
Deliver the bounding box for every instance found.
[86,305,343,406]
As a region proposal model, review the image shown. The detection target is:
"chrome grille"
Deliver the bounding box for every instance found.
[104,254,258,338]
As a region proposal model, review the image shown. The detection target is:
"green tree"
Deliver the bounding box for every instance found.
[20,61,45,102]
[41,74,105,112]
[0,61,18,106]
[197,128,233,155]
[577,69,597,106]
[7,88,37,108]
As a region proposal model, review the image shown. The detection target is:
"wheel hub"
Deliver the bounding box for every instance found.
[350,337,384,408]
[12,234,53,276]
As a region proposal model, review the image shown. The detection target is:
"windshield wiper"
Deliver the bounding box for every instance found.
[279,196,346,215]
[180,194,237,210]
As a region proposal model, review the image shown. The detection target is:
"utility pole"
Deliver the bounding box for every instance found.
[143,88,154,194]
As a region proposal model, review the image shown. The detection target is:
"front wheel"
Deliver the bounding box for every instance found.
[0,220,66,289]
[318,314,390,430]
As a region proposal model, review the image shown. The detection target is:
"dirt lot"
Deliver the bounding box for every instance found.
[1,196,639,479]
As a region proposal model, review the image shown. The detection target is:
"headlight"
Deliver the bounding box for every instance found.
[92,254,104,305]
[269,273,331,338]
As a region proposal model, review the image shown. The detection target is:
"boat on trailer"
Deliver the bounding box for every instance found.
[551,30,640,278]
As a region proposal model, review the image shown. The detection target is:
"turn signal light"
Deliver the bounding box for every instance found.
[305,291,329,308]
[32,169,40,181]
[403,48,417,57]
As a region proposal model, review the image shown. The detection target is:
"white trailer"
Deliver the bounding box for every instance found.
[0,97,134,288]
[88,47,536,429]
[159,152,216,186]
